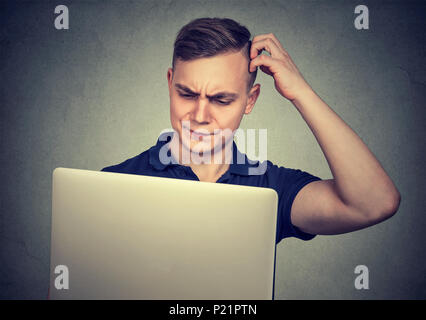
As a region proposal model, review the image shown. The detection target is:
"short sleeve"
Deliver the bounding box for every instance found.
[266,162,322,244]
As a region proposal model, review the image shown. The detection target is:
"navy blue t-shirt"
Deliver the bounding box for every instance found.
[101,133,322,244]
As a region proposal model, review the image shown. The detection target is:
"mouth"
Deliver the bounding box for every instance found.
[190,129,213,135]
[181,125,215,138]
[189,129,214,139]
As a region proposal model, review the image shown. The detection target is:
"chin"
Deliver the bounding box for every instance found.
[186,137,215,153]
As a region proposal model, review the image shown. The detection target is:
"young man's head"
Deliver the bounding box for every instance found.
[167,17,260,157]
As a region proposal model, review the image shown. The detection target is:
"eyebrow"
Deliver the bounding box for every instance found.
[174,83,239,100]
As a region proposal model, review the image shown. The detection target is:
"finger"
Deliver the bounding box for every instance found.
[249,54,278,73]
[252,33,286,52]
[250,38,285,60]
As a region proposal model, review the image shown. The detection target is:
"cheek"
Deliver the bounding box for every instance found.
[169,97,193,132]
[170,97,185,119]
[216,104,246,130]
[169,98,181,130]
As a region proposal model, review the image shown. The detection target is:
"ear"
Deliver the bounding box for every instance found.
[167,68,173,93]
[244,84,261,115]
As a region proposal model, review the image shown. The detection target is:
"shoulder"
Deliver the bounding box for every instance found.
[101,149,151,174]
[236,159,320,190]
[263,160,322,190]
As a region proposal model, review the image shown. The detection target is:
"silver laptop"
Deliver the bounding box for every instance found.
[49,167,278,299]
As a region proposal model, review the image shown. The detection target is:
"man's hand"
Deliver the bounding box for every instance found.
[250,33,312,101]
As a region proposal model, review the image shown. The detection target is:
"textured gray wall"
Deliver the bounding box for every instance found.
[1,0,425,299]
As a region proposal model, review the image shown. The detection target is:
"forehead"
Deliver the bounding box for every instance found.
[173,50,249,92]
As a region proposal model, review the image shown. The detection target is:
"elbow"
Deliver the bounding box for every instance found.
[363,189,401,225]
[378,189,402,220]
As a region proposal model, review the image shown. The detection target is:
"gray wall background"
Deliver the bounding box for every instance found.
[1,0,425,299]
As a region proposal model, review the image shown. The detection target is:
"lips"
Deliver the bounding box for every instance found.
[189,130,215,141]
[181,125,214,136]
[190,129,213,136]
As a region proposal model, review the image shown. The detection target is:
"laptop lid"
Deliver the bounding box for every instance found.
[49,167,278,299]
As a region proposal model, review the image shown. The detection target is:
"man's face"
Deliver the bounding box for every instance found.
[167,50,260,157]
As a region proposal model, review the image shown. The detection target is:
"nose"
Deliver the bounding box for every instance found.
[192,97,211,124]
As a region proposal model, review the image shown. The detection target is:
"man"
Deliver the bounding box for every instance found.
[102,17,400,244]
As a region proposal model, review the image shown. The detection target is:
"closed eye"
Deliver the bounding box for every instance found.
[178,92,232,105]
[179,93,197,99]
[214,99,231,105]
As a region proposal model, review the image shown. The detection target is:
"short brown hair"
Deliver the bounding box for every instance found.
[172,17,257,91]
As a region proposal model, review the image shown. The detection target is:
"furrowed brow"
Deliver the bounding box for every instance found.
[175,84,239,100]
[175,84,198,95]
[207,92,239,100]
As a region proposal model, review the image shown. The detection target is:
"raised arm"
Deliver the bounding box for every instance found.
[250,33,400,235]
